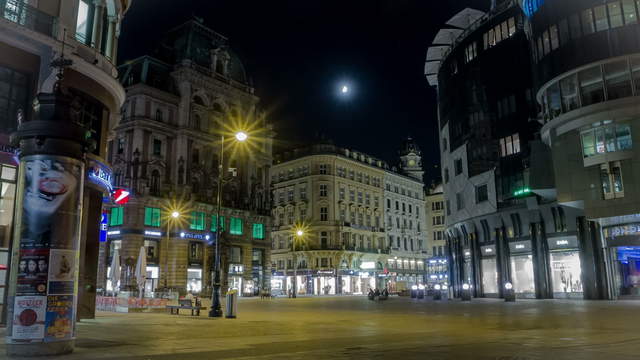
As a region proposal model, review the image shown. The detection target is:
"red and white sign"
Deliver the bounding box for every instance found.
[111,189,130,205]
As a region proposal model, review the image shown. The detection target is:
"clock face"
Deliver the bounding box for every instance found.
[408,159,416,166]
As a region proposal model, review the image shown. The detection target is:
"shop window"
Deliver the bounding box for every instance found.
[476,184,488,203]
[211,215,225,232]
[252,223,265,239]
[604,60,632,100]
[110,207,124,226]
[579,66,605,106]
[187,268,202,293]
[190,211,206,231]
[482,258,498,294]
[550,251,583,293]
[230,217,243,235]
[601,161,625,199]
[623,0,638,24]
[144,207,161,227]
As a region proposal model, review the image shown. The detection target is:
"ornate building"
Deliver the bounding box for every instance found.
[425,183,447,285]
[100,19,273,297]
[270,141,429,296]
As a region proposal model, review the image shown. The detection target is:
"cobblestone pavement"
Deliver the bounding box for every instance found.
[2,296,640,359]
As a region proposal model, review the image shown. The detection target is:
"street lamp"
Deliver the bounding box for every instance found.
[164,210,181,289]
[209,131,249,317]
[291,228,305,298]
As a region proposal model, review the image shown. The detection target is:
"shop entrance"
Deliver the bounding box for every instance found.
[614,247,640,297]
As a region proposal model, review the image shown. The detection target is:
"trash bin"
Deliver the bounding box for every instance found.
[226,289,238,318]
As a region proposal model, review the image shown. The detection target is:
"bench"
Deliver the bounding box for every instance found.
[166,298,206,316]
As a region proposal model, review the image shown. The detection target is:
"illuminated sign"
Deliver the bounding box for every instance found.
[107,230,120,236]
[520,0,545,18]
[485,248,493,253]
[609,224,640,238]
[515,244,525,249]
[556,240,569,246]
[179,232,212,240]
[144,230,162,237]
[87,161,113,192]
[112,188,130,205]
[513,188,531,197]
[99,212,108,242]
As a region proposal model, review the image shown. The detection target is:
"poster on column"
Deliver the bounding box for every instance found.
[16,248,49,295]
[11,296,47,341]
[18,157,83,251]
[47,249,76,295]
[44,295,74,342]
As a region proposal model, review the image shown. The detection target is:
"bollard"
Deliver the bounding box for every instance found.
[441,284,449,301]
[433,284,442,300]
[461,283,471,301]
[410,285,418,298]
[504,282,516,302]
[225,290,238,318]
[417,284,425,299]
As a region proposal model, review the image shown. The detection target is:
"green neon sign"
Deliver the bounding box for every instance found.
[513,188,531,197]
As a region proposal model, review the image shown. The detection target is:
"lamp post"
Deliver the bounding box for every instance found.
[292,229,304,298]
[209,131,248,317]
[163,211,180,289]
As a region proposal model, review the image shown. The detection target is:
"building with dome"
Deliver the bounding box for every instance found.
[100,19,274,297]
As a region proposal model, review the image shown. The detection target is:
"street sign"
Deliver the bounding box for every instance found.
[99,212,108,242]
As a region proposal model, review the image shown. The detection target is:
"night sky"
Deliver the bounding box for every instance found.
[119,0,489,185]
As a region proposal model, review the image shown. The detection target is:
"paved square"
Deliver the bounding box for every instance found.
[2,296,640,359]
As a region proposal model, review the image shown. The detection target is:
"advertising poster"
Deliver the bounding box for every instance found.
[47,249,76,295]
[11,296,46,341]
[19,157,82,251]
[16,248,49,296]
[44,295,74,342]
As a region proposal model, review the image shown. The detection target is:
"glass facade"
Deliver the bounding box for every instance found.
[510,255,535,294]
[549,251,583,294]
[481,258,498,294]
[0,164,17,248]
[581,123,632,158]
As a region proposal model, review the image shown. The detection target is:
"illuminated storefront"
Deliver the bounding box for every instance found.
[547,236,582,298]
[480,245,498,295]
[509,241,535,298]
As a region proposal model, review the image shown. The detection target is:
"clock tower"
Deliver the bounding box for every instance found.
[399,137,424,181]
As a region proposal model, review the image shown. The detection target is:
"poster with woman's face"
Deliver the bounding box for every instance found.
[19,157,82,250]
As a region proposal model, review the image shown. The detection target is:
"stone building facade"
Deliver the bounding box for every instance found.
[100,19,273,297]
[270,141,429,295]
[425,184,447,285]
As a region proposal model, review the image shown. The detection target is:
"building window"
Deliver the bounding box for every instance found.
[287,188,294,202]
[144,207,161,227]
[579,66,604,106]
[252,223,265,239]
[446,200,451,216]
[117,138,125,154]
[499,134,521,157]
[230,217,243,235]
[357,192,363,204]
[319,184,328,197]
[454,159,463,176]
[339,187,345,200]
[444,168,449,183]
[152,139,162,156]
[604,60,632,100]
[582,8,595,35]
[623,0,638,25]
[189,242,203,260]
[320,207,328,221]
[190,212,206,230]
[464,42,477,63]
[0,65,29,133]
[594,5,609,32]
[601,161,625,199]
[456,193,464,211]
[609,2,624,28]
[144,240,158,261]
[300,186,307,200]
[581,123,632,158]
[319,164,328,175]
[110,207,124,226]
[299,208,307,220]
[476,184,488,203]
[75,0,93,44]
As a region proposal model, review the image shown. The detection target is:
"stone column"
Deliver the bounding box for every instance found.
[91,1,104,49]
[104,16,116,61]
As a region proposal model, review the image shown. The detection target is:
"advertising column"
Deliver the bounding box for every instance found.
[6,87,90,356]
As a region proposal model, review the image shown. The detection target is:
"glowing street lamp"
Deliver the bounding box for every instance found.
[171,211,180,218]
[291,227,306,299]
[210,130,249,318]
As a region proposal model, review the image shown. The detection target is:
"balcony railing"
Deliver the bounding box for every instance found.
[1,0,57,37]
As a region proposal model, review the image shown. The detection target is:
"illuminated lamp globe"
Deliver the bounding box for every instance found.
[235,131,248,142]
[505,282,513,290]
[462,283,470,290]
[171,211,180,218]
[434,284,441,290]
[296,230,304,237]
[411,285,418,290]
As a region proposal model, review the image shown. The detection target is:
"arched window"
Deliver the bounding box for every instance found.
[150,170,160,195]
[193,96,205,106]
[155,109,163,122]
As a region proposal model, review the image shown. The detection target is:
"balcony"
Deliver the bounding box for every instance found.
[1,0,57,38]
